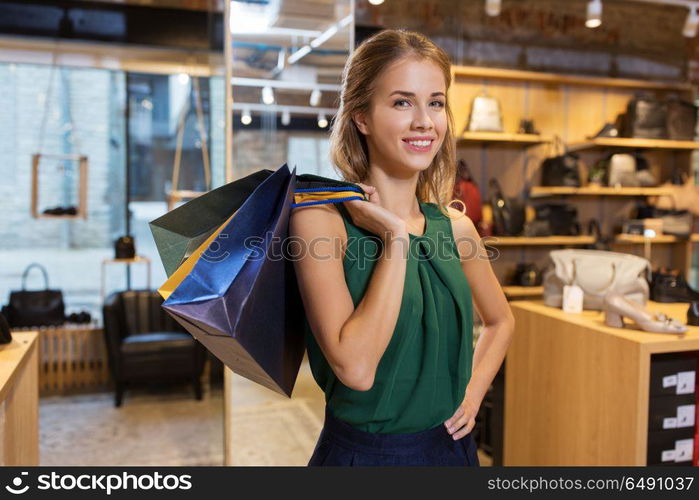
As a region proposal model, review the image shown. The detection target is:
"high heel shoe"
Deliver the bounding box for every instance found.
[602,291,688,333]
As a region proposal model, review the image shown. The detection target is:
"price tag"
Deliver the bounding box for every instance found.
[661,449,677,462]
[676,371,696,395]
[562,285,583,314]
[674,439,694,463]
[676,405,696,428]
[663,417,678,429]
[663,375,678,388]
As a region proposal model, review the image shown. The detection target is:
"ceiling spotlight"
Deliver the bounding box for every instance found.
[368,0,385,5]
[177,73,190,85]
[485,0,501,17]
[241,108,252,126]
[309,89,322,107]
[585,0,602,29]
[317,113,328,129]
[684,6,699,37]
[281,109,291,126]
[262,86,275,105]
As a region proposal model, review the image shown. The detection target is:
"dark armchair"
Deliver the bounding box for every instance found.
[102,290,207,407]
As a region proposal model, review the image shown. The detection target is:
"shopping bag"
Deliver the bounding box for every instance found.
[160,164,364,396]
[149,169,272,277]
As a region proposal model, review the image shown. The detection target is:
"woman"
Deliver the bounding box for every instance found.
[289,29,514,466]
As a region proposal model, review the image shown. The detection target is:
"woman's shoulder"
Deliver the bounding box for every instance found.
[289,203,346,240]
[424,202,478,240]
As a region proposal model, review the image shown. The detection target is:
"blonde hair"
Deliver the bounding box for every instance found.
[330,29,457,217]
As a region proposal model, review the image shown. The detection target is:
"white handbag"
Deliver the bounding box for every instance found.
[467,93,503,132]
[542,249,650,310]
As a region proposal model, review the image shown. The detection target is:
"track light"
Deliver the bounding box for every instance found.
[368,0,385,5]
[262,86,275,105]
[309,89,322,107]
[177,73,190,85]
[317,113,328,128]
[281,109,291,126]
[586,0,602,29]
[485,0,501,17]
[241,108,252,125]
[684,6,699,37]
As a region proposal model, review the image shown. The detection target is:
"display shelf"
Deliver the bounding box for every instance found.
[568,137,699,152]
[530,186,674,198]
[502,286,544,297]
[457,131,551,147]
[613,234,693,244]
[451,65,691,91]
[484,235,596,246]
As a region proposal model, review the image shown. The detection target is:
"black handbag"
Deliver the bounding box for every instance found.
[0,312,11,344]
[534,203,580,236]
[666,95,697,140]
[488,178,525,236]
[625,94,667,139]
[115,235,136,259]
[511,263,542,287]
[5,263,65,328]
[539,138,581,187]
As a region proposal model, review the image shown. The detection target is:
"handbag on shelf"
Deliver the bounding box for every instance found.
[4,263,65,328]
[534,203,580,236]
[114,235,136,259]
[466,92,504,132]
[539,137,581,187]
[665,95,697,141]
[607,153,640,187]
[624,94,667,139]
[488,178,525,236]
[452,159,483,225]
[649,170,699,217]
[542,249,651,310]
[636,201,694,238]
[511,263,542,287]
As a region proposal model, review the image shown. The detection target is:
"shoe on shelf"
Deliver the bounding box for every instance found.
[650,268,699,303]
[603,290,688,334]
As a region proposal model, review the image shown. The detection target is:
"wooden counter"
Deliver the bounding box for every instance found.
[0,331,39,465]
[506,300,699,466]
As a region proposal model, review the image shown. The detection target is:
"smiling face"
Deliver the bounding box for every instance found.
[353,56,448,177]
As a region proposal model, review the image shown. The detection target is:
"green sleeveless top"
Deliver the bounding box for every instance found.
[304,200,474,434]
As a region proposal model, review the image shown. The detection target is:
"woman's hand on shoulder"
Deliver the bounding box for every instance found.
[342,183,408,243]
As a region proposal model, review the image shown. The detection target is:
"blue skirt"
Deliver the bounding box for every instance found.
[307,406,480,467]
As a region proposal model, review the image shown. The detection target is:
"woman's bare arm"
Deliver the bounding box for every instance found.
[443,207,515,439]
[289,204,409,391]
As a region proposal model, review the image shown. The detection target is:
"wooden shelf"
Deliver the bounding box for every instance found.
[503,286,544,297]
[451,65,691,91]
[457,132,551,146]
[484,236,596,246]
[569,137,699,151]
[530,186,674,197]
[613,234,694,244]
[34,214,81,220]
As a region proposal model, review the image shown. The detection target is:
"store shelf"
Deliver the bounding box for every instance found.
[613,234,690,244]
[568,137,699,152]
[34,214,82,220]
[457,132,551,147]
[451,65,691,91]
[484,235,596,246]
[502,286,544,297]
[530,186,674,197]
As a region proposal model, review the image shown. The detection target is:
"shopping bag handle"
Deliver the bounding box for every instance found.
[291,185,366,208]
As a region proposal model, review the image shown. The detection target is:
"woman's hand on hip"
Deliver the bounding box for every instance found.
[444,395,478,440]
